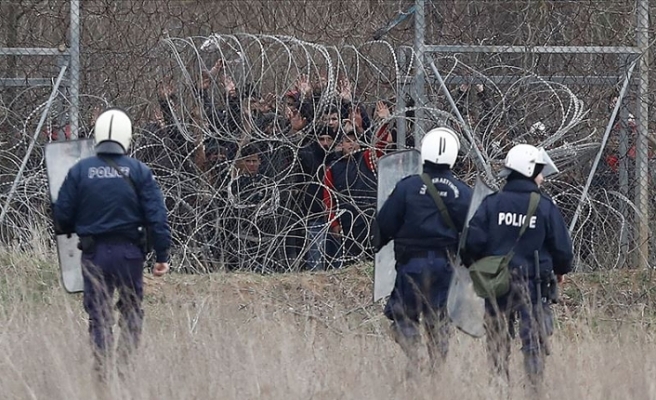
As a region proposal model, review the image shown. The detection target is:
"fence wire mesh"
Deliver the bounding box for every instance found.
[0,0,655,273]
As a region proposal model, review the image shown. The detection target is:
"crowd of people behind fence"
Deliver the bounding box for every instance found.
[65,58,643,274]
[132,59,411,273]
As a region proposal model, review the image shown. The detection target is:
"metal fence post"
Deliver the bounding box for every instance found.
[635,0,650,269]
[618,55,631,268]
[396,46,407,149]
[69,0,81,139]
[412,0,426,145]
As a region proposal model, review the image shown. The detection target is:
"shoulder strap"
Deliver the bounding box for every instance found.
[505,191,541,257]
[420,173,457,231]
[98,155,138,196]
[518,192,541,238]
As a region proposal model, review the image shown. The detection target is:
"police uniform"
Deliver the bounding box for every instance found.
[54,108,171,375]
[375,127,472,372]
[464,145,573,388]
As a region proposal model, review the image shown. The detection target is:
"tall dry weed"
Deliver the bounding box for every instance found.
[0,247,653,399]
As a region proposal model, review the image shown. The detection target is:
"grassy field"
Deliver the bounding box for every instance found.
[0,248,655,400]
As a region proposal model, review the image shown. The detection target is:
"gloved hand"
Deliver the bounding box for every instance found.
[50,203,61,233]
[53,218,73,237]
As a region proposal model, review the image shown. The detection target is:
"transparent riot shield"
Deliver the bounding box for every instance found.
[373,149,422,302]
[45,139,96,293]
[447,175,495,337]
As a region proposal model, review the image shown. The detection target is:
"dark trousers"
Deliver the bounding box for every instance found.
[384,251,453,367]
[81,241,145,372]
[485,271,554,388]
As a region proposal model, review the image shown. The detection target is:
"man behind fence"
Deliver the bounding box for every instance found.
[53,107,171,380]
[463,143,573,393]
[374,127,472,376]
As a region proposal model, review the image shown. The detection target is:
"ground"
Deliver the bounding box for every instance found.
[0,250,655,399]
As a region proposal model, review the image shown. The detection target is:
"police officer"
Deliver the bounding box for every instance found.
[375,127,472,375]
[54,107,171,377]
[464,144,573,390]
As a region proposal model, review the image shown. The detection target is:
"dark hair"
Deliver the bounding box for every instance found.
[322,104,340,117]
[255,112,277,131]
[315,124,337,139]
[239,143,261,158]
[241,81,260,100]
[336,128,358,143]
[298,100,315,122]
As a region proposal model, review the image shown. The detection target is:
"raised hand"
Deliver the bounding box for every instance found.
[209,59,223,76]
[199,70,211,90]
[339,77,352,102]
[223,75,237,95]
[375,101,391,120]
[295,74,312,96]
[259,92,276,112]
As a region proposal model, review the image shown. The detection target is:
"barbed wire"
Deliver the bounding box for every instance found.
[0,1,654,272]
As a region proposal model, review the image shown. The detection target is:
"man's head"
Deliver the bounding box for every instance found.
[315,124,337,151]
[256,112,283,136]
[289,101,314,133]
[339,131,360,155]
[93,107,133,154]
[321,105,341,131]
[420,127,460,168]
[204,138,227,163]
[236,145,261,176]
[500,143,558,185]
[284,90,301,111]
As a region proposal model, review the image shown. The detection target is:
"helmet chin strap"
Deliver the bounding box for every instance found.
[531,163,545,179]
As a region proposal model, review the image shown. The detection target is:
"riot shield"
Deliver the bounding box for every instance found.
[447,175,495,337]
[373,149,422,302]
[45,139,96,293]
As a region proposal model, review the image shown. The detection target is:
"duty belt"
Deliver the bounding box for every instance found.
[92,232,140,244]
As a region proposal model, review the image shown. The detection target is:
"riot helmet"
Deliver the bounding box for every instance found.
[500,143,558,179]
[420,127,460,168]
[93,107,133,154]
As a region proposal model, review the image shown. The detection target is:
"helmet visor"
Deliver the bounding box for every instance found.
[537,148,559,177]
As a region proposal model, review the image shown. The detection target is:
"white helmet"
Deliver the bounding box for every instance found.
[94,108,133,154]
[420,127,460,168]
[500,143,559,178]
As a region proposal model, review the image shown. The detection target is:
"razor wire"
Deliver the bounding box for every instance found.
[1,0,654,272]
[0,32,643,274]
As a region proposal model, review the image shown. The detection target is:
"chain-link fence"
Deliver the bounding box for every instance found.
[0,0,654,273]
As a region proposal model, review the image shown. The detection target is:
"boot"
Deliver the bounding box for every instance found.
[524,351,545,397]
[424,310,451,374]
[390,322,421,380]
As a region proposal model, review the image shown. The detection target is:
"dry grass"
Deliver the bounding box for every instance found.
[0,248,654,400]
